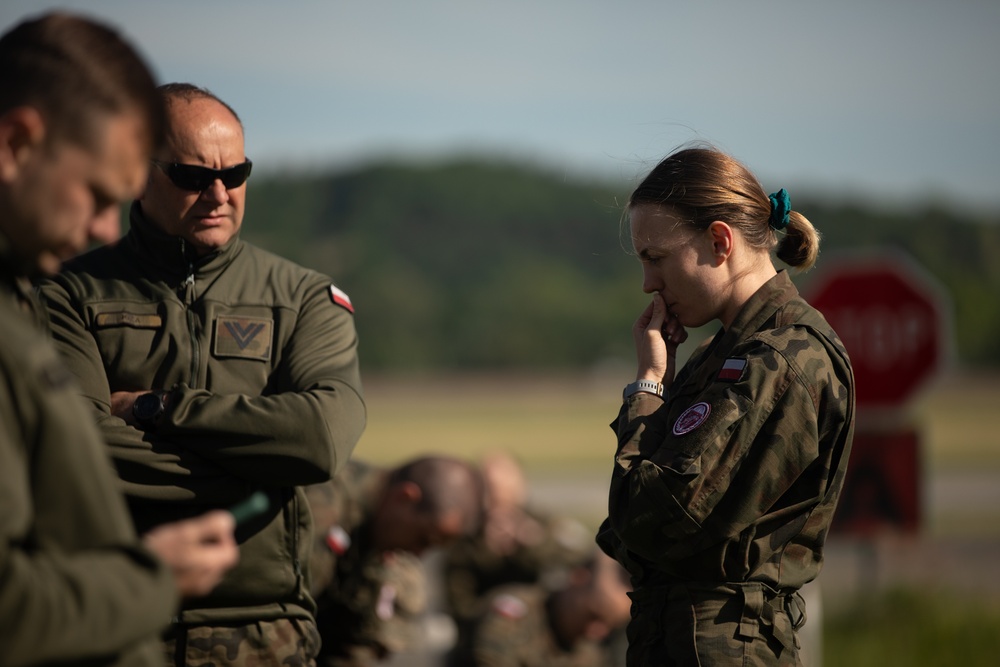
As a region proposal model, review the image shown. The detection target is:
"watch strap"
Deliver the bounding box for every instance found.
[623,380,665,400]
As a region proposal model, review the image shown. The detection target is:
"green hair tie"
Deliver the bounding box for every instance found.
[768,188,791,230]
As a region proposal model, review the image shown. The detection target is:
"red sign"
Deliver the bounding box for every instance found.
[831,428,921,535]
[804,252,949,409]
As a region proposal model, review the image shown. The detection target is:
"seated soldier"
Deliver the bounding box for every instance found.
[443,451,593,635]
[305,456,484,667]
[448,550,632,667]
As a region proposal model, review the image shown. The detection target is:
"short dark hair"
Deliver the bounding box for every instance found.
[389,456,485,536]
[0,12,163,151]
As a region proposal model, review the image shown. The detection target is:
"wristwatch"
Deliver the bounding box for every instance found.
[622,379,666,400]
[133,390,170,429]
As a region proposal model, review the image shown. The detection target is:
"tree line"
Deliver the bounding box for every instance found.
[235,158,1000,371]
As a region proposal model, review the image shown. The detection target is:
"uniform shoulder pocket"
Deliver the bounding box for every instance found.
[652,389,754,477]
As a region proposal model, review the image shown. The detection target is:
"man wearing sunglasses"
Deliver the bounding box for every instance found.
[41,83,367,666]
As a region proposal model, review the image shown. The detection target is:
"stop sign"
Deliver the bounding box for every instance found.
[804,252,949,409]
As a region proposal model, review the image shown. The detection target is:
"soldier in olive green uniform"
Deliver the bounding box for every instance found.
[40,84,366,665]
[0,13,238,666]
[450,552,632,667]
[597,147,855,666]
[305,457,483,667]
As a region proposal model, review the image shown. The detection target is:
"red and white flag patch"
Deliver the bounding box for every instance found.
[717,357,747,382]
[492,593,528,619]
[325,525,351,555]
[329,284,355,313]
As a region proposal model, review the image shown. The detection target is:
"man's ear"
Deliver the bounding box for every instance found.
[0,106,46,182]
[706,220,734,265]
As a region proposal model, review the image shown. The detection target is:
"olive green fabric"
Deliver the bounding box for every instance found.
[597,270,855,666]
[0,234,177,666]
[39,204,366,633]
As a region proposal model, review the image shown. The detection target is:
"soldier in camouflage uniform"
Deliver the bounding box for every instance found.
[443,451,593,635]
[305,456,484,667]
[449,551,632,667]
[0,13,238,665]
[596,147,855,666]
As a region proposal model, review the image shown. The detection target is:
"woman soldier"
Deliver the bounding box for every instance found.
[596,146,855,666]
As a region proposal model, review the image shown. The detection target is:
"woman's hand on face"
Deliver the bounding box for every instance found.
[633,293,688,386]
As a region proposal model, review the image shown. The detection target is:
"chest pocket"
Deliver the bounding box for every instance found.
[654,388,754,478]
[213,316,273,361]
[91,306,166,388]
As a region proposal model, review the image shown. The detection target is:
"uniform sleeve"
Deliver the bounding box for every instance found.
[0,337,177,665]
[40,278,253,505]
[0,539,176,666]
[159,278,366,486]
[607,343,821,565]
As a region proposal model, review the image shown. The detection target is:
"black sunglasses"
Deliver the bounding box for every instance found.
[152,159,253,192]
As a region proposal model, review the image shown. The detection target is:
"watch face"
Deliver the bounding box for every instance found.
[134,392,163,421]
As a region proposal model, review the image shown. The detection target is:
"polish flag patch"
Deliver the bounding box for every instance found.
[717,357,747,382]
[325,525,351,555]
[329,284,355,313]
[492,593,528,619]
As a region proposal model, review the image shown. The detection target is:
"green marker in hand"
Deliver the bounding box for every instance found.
[229,491,269,526]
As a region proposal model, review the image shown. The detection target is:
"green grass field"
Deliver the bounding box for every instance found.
[353,368,1000,471]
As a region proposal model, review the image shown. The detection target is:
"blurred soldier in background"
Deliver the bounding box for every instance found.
[306,456,485,667]
[40,81,366,665]
[0,12,238,666]
[442,451,592,643]
[447,550,632,667]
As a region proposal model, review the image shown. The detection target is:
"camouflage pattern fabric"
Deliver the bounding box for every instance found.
[443,507,592,624]
[597,270,855,666]
[456,584,607,667]
[305,461,429,666]
[162,618,320,667]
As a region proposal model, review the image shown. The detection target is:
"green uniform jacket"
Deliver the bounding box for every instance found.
[39,204,366,626]
[0,235,177,666]
[305,460,427,667]
[597,271,855,665]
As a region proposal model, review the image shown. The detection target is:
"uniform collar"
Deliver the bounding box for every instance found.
[0,226,36,282]
[126,201,242,282]
[675,270,801,387]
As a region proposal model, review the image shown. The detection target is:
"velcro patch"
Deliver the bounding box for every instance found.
[94,311,162,329]
[214,316,272,360]
[717,357,747,382]
[673,401,712,436]
[329,284,354,313]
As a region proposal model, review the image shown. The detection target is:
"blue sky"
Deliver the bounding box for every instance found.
[4,0,999,209]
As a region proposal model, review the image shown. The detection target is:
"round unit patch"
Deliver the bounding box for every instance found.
[673,401,712,436]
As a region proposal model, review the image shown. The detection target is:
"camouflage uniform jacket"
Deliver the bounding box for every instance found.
[443,507,592,625]
[0,235,177,666]
[597,270,855,665]
[39,204,366,627]
[456,584,606,667]
[305,460,427,666]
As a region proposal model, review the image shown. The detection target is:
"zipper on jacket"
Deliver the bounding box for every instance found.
[179,239,201,387]
[290,490,303,583]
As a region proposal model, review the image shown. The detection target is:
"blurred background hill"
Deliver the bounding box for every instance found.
[231,158,1000,373]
